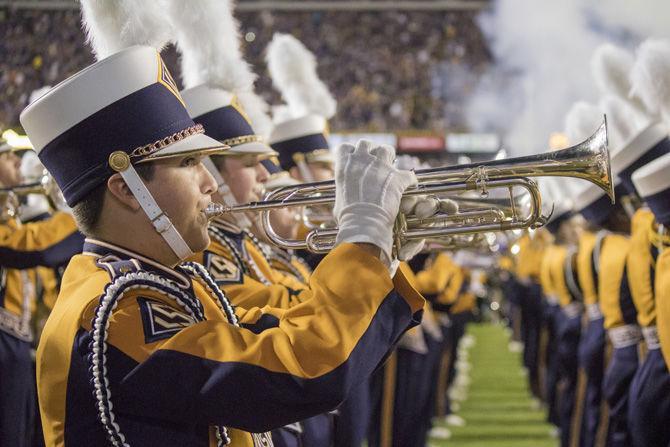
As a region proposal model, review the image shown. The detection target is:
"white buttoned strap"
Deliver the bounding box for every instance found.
[119,165,193,260]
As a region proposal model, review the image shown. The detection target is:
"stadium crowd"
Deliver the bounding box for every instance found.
[0,7,490,132]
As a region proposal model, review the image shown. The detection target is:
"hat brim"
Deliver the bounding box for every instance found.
[225,141,278,157]
[143,133,230,161]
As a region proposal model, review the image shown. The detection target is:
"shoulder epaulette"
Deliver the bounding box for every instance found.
[95,256,142,280]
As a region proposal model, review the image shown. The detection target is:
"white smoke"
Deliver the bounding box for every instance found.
[462,0,666,156]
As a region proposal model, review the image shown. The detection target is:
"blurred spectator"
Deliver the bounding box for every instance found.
[0,7,490,132]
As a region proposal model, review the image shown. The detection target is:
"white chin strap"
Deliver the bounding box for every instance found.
[119,165,194,260]
[296,159,314,183]
[202,157,252,229]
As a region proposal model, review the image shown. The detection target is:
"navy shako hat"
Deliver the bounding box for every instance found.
[632,152,670,226]
[574,181,627,226]
[181,85,276,157]
[268,115,332,171]
[545,202,574,234]
[20,46,227,207]
[610,122,670,196]
[545,211,573,234]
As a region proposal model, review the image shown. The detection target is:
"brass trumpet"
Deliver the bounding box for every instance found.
[205,118,612,253]
[0,173,66,221]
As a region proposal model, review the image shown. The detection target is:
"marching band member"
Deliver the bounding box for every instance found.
[632,152,670,447]
[24,1,432,442]
[0,141,82,447]
[23,41,427,447]
[512,229,548,402]
[170,3,358,445]
[574,175,636,447]
[623,38,670,447]
[538,200,582,446]
[563,100,607,447]
[265,32,338,275]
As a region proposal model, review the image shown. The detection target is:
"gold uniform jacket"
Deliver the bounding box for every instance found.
[188,220,310,309]
[37,239,424,447]
[576,232,598,307]
[598,234,637,330]
[516,232,548,282]
[414,253,462,312]
[542,245,580,308]
[0,212,82,341]
[540,245,565,302]
[627,209,658,328]
[655,248,670,365]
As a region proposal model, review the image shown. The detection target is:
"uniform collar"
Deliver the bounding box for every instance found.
[82,238,192,288]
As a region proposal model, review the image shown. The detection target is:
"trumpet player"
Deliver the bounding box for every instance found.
[0,141,83,447]
[540,197,584,447]
[631,151,670,447]
[573,172,635,447]
[23,37,430,446]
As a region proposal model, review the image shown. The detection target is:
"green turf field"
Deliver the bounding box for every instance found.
[429,324,558,447]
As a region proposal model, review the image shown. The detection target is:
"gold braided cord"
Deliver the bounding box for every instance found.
[221,134,264,147]
[130,124,205,159]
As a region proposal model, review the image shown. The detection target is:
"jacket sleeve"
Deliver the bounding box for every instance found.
[85,243,424,433]
[0,212,83,269]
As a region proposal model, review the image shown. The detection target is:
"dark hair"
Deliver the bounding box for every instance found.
[71,163,155,237]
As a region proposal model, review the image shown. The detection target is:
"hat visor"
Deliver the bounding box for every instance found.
[225,141,278,157]
[141,133,230,161]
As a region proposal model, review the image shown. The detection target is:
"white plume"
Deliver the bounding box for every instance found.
[80,0,172,60]
[29,86,51,105]
[237,91,274,139]
[591,43,635,99]
[166,0,255,91]
[266,33,337,120]
[630,38,670,120]
[564,101,602,145]
[271,104,294,125]
[598,94,648,149]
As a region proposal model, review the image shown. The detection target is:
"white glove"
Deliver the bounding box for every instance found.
[334,140,417,266]
[396,196,459,261]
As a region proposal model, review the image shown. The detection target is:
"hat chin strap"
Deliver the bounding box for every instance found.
[295,159,314,183]
[118,165,194,260]
[202,157,252,230]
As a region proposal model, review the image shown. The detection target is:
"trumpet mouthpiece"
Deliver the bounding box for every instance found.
[204,202,226,221]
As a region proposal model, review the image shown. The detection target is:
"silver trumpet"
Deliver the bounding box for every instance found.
[0,172,67,221]
[205,118,612,253]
